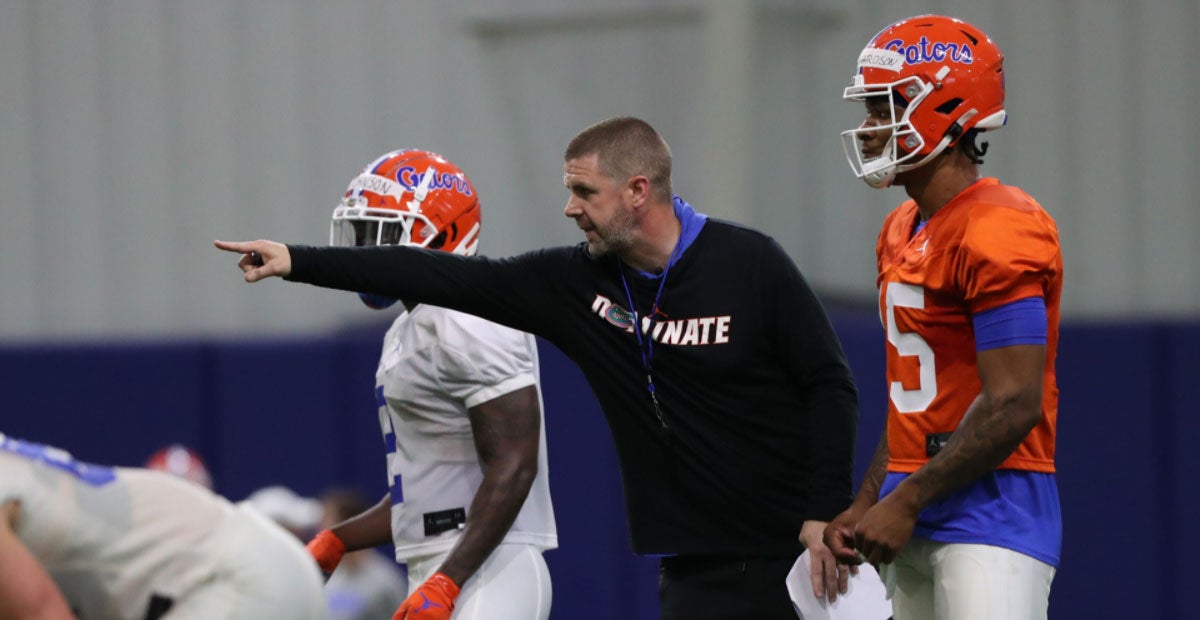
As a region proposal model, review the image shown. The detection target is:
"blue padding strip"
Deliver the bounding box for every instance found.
[973,297,1047,352]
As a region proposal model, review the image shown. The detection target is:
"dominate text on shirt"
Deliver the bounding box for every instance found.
[591,294,731,346]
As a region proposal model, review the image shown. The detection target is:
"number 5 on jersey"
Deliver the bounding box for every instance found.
[885,282,936,413]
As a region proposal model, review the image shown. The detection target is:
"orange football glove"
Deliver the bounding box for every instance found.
[306,529,346,581]
[393,572,460,620]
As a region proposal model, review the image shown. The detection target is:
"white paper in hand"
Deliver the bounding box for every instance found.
[786,550,893,620]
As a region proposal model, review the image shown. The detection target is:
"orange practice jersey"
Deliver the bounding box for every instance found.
[876,178,1062,473]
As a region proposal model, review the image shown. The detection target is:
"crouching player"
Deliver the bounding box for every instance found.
[0,433,328,620]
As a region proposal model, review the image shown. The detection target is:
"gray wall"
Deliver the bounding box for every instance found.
[2,0,1197,341]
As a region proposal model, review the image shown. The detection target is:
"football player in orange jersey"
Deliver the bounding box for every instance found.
[824,14,1064,620]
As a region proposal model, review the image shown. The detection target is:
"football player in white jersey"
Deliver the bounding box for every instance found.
[305,149,558,620]
[0,433,328,620]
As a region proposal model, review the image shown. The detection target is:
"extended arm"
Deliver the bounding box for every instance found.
[0,500,74,620]
[213,240,565,336]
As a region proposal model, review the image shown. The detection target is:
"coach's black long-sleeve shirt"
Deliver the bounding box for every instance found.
[287,218,857,556]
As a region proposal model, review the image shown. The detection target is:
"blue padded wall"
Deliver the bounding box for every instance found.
[0,317,1195,618]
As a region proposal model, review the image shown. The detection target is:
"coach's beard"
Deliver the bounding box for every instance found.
[586,209,637,258]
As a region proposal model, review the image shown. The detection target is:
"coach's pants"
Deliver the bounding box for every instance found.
[881,539,1055,620]
[407,543,552,620]
[658,554,798,620]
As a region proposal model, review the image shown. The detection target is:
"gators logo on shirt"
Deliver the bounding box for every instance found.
[590,294,731,346]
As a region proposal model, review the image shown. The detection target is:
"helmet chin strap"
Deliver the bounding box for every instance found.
[398,165,438,246]
[407,165,436,211]
[864,167,896,189]
[863,131,957,188]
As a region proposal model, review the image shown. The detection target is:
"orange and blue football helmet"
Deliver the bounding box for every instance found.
[330,149,481,309]
[842,15,1007,188]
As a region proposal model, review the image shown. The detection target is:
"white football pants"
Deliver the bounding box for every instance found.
[880,539,1055,620]
[407,543,551,620]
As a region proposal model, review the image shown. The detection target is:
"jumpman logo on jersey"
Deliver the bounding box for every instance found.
[916,239,929,254]
[417,592,444,613]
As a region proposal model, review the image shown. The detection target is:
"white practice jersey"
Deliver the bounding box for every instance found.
[376,305,557,561]
[0,434,326,620]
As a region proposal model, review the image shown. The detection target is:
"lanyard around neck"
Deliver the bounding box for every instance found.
[617,245,681,429]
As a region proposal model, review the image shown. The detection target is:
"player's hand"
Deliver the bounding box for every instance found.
[393,572,460,620]
[824,504,868,566]
[305,529,346,582]
[800,520,854,604]
[853,488,919,566]
[213,239,291,282]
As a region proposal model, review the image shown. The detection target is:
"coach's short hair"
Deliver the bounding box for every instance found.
[565,117,673,202]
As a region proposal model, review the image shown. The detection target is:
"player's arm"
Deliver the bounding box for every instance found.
[395,385,541,619]
[826,227,894,564]
[0,500,75,620]
[307,492,395,578]
[853,428,890,510]
[328,493,394,552]
[825,426,889,564]
[855,342,1045,565]
[889,343,1043,512]
[437,384,541,586]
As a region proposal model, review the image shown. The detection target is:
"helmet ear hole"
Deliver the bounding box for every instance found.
[934,98,963,114]
[428,230,448,250]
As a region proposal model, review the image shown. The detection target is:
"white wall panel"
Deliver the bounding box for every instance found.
[0,0,1196,340]
[96,0,173,332]
[1135,0,1200,313]
[163,0,241,335]
[0,0,37,337]
[467,3,708,255]
[28,0,108,334]
[1068,2,1138,314]
[753,4,884,299]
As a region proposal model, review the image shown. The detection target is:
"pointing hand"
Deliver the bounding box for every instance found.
[213,240,291,282]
